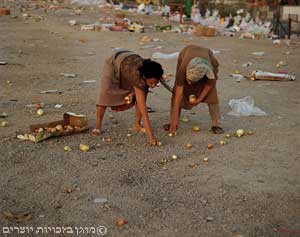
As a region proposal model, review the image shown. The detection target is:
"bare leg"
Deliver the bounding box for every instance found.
[96,105,107,131]
[208,103,223,134]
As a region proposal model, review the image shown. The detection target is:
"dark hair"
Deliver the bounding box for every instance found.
[138,59,164,80]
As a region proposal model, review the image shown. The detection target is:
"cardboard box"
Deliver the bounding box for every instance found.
[28,112,88,142]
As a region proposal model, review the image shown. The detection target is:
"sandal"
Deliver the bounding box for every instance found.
[211,126,224,134]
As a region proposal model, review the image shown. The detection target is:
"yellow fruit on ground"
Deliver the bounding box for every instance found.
[1,121,8,127]
[192,125,201,132]
[37,109,44,116]
[79,144,89,152]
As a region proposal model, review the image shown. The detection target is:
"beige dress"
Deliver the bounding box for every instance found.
[174,45,219,110]
[97,51,148,111]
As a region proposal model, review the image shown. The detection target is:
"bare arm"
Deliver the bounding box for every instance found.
[134,86,156,144]
[190,80,215,105]
[170,85,184,133]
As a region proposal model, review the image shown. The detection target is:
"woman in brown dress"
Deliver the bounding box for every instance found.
[165,45,224,135]
[92,50,165,146]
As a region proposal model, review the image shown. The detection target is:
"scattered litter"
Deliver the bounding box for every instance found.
[0,112,8,118]
[231,74,245,83]
[128,21,144,33]
[239,32,255,40]
[273,39,281,45]
[227,96,267,117]
[81,24,95,31]
[0,62,7,65]
[250,71,295,81]
[276,61,286,68]
[61,73,78,78]
[69,20,77,26]
[206,216,214,222]
[40,90,62,94]
[70,0,107,5]
[252,51,265,56]
[94,198,108,204]
[54,104,64,109]
[26,103,45,109]
[152,52,179,60]
[3,211,32,223]
[212,50,220,54]
[82,80,96,83]
[242,62,253,68]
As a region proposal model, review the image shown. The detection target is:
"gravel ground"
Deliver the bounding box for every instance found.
[0,2,300,236]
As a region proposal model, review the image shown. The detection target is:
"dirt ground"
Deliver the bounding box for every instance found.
[0,2,300,237]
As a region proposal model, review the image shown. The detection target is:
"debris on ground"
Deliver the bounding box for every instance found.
[249,71,295,81]
[152,52,179,59]
[17,113,88,143]
[228,96,267,117]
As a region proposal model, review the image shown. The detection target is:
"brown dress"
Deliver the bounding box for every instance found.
[97,51,148,111]
[174,45,219,110]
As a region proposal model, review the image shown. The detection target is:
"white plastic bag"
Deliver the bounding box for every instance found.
[152,52,179,59]
[71,0,106,4]
[227,96,267,117]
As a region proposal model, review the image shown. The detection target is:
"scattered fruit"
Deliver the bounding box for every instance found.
[35,103,43,110]
[17,134,29,141]
[64,146,72,152]
[220,140,226,146]
[126,133,132,137]
[160,158,168,164]
[207,144,214,149]
[225,134,231,138]
[189,94,197,103]
[102,137,112,142]
[108,114,114,119]
[247,130,254,135]
[236,129,244,137]
[55,125,63,131]
[185,143,193,148]
[37,109,44,116]
[1,121,8,127]
[181,116,189,122]
[171,154,177,160]
[124,96,131,104]
[157,141,163,147]
[168,132,175,137]
[79,144,89,152]
[116,219,128,226]
[203,157,209,162]
[192,125,201,132]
